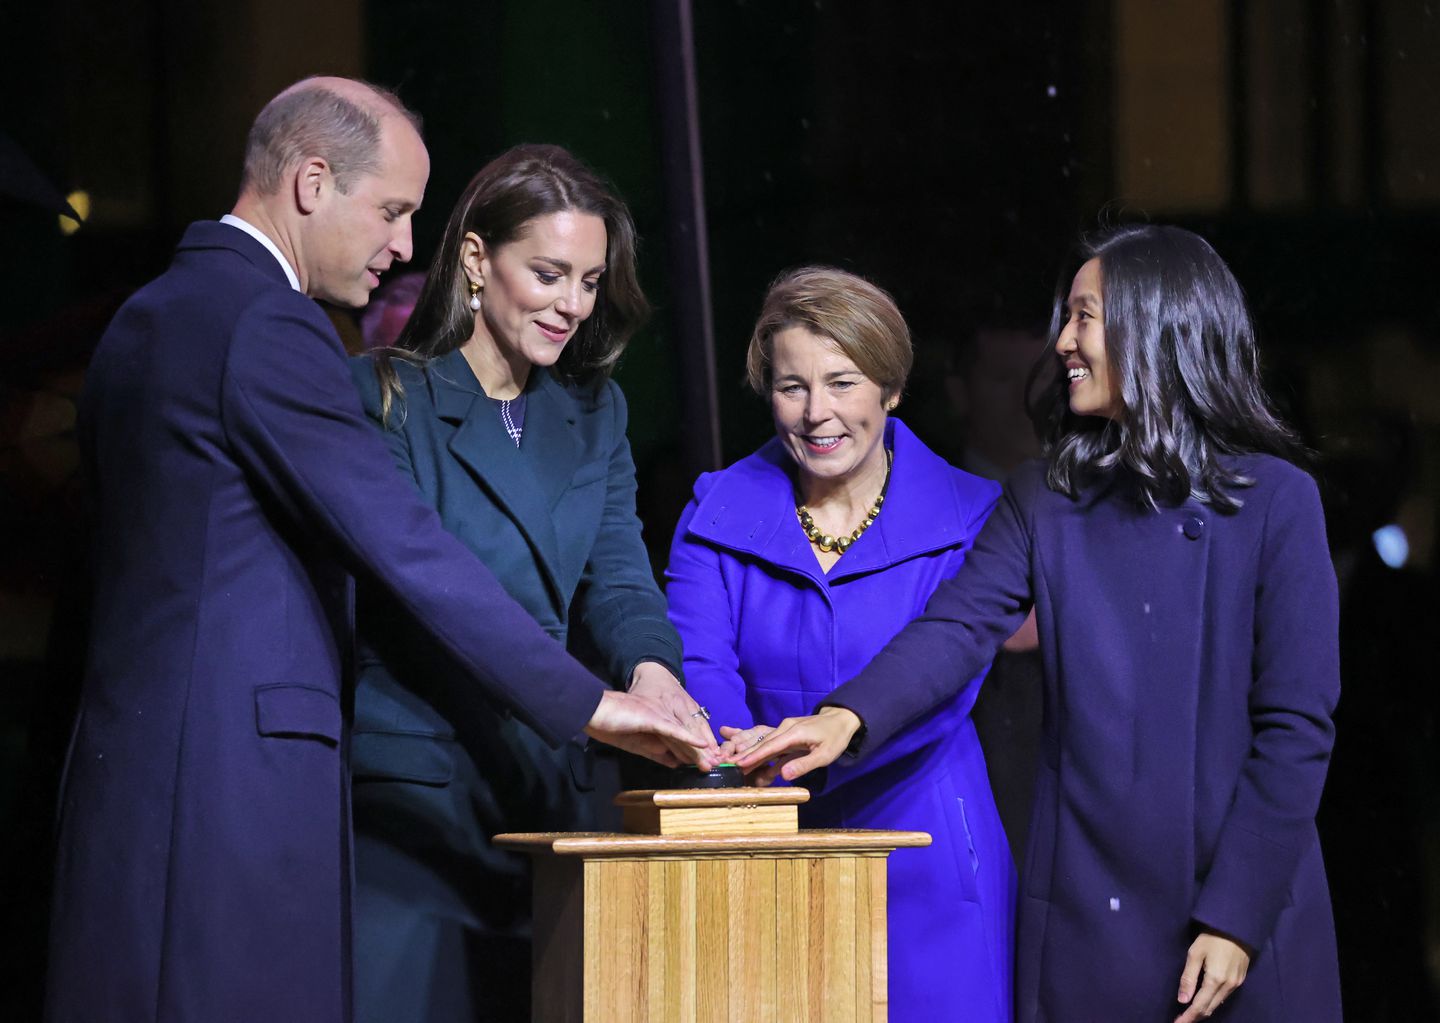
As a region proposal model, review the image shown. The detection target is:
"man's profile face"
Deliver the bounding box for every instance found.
[305,117,429,308]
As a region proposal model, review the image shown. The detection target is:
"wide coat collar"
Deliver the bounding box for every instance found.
[686,419,979,586]
[424,348,587,606]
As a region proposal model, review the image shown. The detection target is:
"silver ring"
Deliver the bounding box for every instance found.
[691,706,710,720]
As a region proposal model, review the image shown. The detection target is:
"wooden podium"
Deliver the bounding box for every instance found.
[496,786,929,1022]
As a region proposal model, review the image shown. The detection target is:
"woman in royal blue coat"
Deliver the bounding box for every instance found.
[666,267,1016,1021]
[348,145,714,1022]
[739,226,1343,1022]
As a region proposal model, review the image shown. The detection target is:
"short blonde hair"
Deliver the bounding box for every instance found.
[745,266,912,399]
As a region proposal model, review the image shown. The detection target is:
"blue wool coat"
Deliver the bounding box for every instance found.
[346,349,683,1022]
[832,456,1342,1021]
[48,223,608,1023]
[666,420,1016,1023]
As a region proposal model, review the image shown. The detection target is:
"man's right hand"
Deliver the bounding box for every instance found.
[583,689,719,769]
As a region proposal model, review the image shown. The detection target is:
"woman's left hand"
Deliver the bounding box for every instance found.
[628,662,720,760]
[1174,930,1251,1021]
[732,706,862,785]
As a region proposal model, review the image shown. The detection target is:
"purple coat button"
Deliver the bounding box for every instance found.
[1183,515,1205,540]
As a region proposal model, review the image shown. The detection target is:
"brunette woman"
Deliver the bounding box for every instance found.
[349,144,714,1021]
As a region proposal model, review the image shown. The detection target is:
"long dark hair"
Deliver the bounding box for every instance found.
[1031,224,1308,511]
[374,143,648,417]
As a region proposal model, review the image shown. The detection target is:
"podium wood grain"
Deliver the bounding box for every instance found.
[616,787,806,837]
[500,829,929,1022]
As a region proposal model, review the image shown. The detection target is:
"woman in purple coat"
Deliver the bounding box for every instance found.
[666,267,1015,1022]
[739,226,1343,1022]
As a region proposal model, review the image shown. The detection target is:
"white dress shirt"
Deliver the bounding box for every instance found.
[220,214,301,292]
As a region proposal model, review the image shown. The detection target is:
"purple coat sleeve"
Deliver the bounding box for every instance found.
[665,493,756,732]
[1189,472,1339,950]
[819,484,1000,791]
[827,481,1033,755]
[220,294,606,745]
[818,679,984,793]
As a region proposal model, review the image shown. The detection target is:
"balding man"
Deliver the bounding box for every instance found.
[46,77,714,1022]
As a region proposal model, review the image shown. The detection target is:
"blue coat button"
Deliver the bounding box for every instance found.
[1183,515,1205,540]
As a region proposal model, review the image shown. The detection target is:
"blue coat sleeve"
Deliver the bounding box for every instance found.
[572,381,684,685]
[826,478,1034,755]
[1189,471,1340,950]
[219,293,606,745]
[664,490,756,733]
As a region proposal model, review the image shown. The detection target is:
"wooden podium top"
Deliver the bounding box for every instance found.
[613,787,809,807]
[496,787,932,856]
[494,829,931,857]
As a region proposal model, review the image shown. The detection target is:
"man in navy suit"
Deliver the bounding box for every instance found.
[45,76,715,1022]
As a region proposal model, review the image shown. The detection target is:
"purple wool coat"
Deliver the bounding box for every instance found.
[666,420,1016,1023]
[831,456,1342,1021]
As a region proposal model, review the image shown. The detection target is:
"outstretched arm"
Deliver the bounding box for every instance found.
[738,483,1034,780]
[223,296,713,760]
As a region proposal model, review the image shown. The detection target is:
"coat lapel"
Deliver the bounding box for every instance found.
[825,420,975,582]
[525,371,587,510]
[685,421,976,588]
[429,351,570,608]
[684,440,828,586]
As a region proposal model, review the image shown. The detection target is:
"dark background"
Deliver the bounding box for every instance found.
[3,1,1438,1018]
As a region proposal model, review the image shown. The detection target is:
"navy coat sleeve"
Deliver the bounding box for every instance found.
[573,381,684,684]
[1189,470,1339,950]
[818,481,1000,790]
[219,291,605,745]
[826,475,1034,754]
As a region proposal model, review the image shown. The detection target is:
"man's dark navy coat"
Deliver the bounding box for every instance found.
[45,222,608,1022]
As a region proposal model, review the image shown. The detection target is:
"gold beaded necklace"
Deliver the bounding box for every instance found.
[795,448,893,555]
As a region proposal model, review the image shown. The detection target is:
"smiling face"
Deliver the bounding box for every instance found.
[770,326,891,489]
[1056,257,1122,419]
[304,115,429,308]
[468,210,608,375]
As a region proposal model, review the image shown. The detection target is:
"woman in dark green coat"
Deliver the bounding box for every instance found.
[348,144,711,1022]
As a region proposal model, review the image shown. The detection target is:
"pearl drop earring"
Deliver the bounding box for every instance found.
[468,279,482,312]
